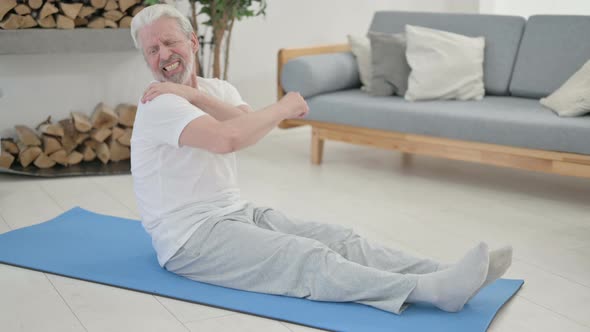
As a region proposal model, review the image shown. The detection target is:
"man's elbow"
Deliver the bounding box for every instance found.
[212,127,240,154]
[237,105,252,114]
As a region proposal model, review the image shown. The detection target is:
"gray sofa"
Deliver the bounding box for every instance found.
[278,11,590,178]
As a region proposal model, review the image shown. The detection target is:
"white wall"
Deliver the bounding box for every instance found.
[479,0,590,17]
[0,52,152,138]
[0,0,476,137]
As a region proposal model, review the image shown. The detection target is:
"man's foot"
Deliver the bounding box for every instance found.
[407,242,489,312]
[464,245,513,302]
[482,245,512,288]
[438,245,513,289]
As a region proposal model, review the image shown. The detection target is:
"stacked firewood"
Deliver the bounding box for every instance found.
[0,103,137,169]
[0,0,146,29]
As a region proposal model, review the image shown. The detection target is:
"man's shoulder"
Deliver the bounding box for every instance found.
[197,76,223,86]
[197,77,236,94]
[137,93,191,112]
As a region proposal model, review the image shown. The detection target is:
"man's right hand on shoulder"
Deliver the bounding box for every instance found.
[141,82,199,105]
[278,92,309,120]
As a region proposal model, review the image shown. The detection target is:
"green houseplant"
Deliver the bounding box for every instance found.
[144,0,267,79]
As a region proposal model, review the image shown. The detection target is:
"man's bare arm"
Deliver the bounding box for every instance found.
[179,92,308,153]
[189,92,252,121]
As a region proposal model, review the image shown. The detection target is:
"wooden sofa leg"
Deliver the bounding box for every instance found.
[401,152,413,166]
[311,128,324,165]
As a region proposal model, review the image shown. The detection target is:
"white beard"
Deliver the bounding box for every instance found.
[155,55,195,84]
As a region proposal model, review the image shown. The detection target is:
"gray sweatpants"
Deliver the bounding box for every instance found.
[164,203,440,314]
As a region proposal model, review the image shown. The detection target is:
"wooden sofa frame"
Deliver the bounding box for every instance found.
[276,44,590,179]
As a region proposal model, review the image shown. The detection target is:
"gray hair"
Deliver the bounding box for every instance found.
[130,4,194,49]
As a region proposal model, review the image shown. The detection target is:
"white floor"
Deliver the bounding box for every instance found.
[1,127,589,332]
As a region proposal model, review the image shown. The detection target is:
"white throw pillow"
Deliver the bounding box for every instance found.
[540,59,590,117]
[347,34,372,92]
[404,25,485,101]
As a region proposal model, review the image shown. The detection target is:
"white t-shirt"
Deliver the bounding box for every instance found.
[131,77,248,266]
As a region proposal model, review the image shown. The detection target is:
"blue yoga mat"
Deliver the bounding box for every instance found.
[0,207,523,332]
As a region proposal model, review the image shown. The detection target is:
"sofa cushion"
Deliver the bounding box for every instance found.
[305,90,590,155]
[281,52,360,98]
[369,11,525,96]
[404,25,485,101]
[509,15,590,99]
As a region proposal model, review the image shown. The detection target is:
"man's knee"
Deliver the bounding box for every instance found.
[329,224,360,246]
[343,226,359,239]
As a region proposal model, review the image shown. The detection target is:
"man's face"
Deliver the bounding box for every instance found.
[138,17,197,84]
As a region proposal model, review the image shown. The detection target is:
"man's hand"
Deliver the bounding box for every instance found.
[141,82,199,104]
[278,92,309,119]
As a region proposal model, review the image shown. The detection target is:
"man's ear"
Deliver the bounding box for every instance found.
[190,32,199,53]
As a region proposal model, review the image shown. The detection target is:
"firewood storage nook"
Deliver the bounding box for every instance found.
[0,0,145,176]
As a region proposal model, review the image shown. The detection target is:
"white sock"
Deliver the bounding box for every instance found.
[438,245,513,288]
[406,242,489,312]
[482,245,512,287]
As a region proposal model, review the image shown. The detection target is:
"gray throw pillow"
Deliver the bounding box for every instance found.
[368,32,410,96]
